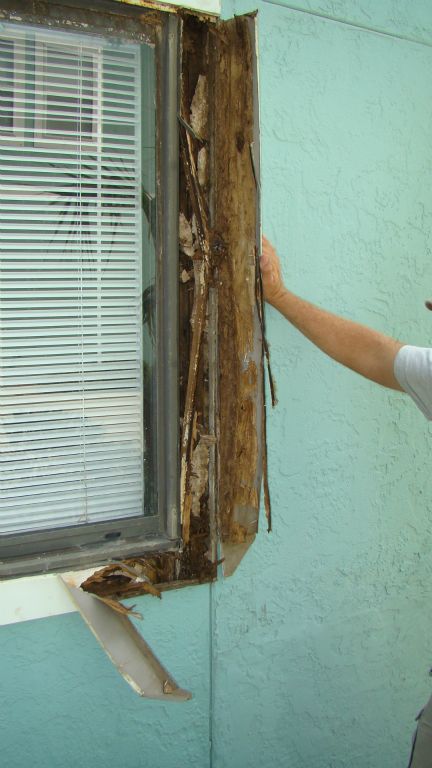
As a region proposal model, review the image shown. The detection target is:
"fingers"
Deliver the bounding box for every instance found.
[260,235,274,270]
[261,235,272,257]
[260,235,278,273]
[260,253,270,269]
[260,235,285,304]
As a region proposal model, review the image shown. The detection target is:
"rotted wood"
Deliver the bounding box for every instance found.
[211,15,264,572]
[80,551,216,601]
[178,15,214,546]
[179,129,211,544]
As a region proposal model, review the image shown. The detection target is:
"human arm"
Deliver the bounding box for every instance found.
[260,236,404,391]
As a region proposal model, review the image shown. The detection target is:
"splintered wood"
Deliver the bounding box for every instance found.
[178,21,209,552]
[212,17,268,570]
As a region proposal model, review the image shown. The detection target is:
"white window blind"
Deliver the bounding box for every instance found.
[0,24,147,534]
[0,30,25,142]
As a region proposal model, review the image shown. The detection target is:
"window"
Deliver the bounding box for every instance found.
[0,12,179,575]
[0,0,264,589]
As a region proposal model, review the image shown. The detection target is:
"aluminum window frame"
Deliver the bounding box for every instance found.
[0,5,180,578]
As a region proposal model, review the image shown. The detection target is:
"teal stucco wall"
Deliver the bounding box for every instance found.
[2,2,432,766]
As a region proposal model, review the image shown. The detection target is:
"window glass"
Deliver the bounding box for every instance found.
[36,43,96,140]
[0,23,157,537]
[0,38,15,130]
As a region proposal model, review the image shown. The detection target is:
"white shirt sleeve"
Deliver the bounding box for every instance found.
[394,345,432,420]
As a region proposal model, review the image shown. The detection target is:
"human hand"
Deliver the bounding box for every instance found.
[260,236,286,306]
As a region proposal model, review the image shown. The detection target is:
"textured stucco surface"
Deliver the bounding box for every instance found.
[2,2,432,767]
[246,0,432,45]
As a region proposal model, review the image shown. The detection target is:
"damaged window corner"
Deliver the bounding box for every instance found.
[0,0,272,626]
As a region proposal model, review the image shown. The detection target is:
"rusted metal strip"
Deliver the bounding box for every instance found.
[255,247,274,531]
[255,245,278,409]
[255,243,275,532]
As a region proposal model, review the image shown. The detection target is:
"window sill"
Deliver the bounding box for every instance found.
[0,534,179,626]
[0,568,95,626]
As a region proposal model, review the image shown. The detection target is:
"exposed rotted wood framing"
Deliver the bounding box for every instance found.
[178,15,212,547]
[176,13,217,578]
[176,12,268,580]
[212,16,266,573]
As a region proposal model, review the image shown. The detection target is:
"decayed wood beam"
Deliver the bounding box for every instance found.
[211,15,263,571]
[178,52,213,543]
[179,252,209,544]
